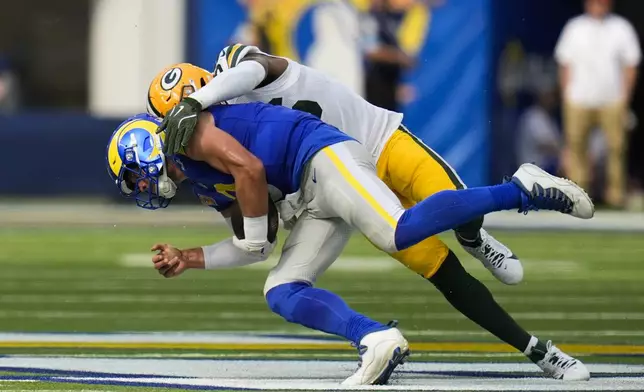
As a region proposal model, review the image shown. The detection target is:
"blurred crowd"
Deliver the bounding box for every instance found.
[230,0,437,112]
[1,0,642,210]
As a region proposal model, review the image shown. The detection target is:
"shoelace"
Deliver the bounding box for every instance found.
[542,342,577,377]
[546,352,577,376]
[547,353,576,369]
[483,244,506,268]
[518,183,574,215]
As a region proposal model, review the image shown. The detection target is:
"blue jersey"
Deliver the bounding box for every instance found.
[174,102,353,211]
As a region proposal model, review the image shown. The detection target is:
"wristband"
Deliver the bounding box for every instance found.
[243,215,268,242]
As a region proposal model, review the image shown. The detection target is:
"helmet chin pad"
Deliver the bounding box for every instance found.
[119,150,176,210]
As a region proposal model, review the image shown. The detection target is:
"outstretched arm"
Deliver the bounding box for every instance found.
[158,50,288,155]
[151,239,274,277]
[150,206,275,278]
[189,59,266,107]
[189,53,288,108]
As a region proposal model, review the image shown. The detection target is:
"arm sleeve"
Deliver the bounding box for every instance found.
[202,237,273,270]
[189,60,267,108]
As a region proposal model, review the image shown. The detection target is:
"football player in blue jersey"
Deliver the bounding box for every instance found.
[107,103,593,384]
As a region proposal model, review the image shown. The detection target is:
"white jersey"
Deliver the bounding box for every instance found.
[219,45,403,162]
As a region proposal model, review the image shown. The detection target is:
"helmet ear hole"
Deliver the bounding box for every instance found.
[200,78,207,87]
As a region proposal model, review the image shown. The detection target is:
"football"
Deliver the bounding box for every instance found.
[229,196,279,243]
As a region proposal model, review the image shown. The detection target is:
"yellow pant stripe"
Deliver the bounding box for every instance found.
[323,147,397,228]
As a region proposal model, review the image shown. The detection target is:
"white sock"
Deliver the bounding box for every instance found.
[523,335,539,356]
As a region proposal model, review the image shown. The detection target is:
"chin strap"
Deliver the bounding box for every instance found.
[156,145,177,199]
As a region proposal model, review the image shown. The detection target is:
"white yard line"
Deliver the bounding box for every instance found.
[0,357,643,391]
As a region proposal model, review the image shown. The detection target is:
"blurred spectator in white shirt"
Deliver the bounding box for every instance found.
[555,0,641,208]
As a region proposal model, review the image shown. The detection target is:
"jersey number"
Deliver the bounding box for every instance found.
[269,98,323,119]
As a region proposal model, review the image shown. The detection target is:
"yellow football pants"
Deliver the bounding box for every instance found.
[376,125,466,278]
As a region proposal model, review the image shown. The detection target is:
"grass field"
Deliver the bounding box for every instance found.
[1,226,643,391]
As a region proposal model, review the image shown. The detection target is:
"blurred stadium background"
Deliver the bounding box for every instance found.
[0,0,644,391]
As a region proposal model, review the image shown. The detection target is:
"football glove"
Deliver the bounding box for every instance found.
[157,97,202,155]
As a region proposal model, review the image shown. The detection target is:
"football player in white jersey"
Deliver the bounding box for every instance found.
[144,47,591,381]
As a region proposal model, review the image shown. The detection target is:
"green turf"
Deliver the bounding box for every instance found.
[2,227,643,339]
[1,226,644,392]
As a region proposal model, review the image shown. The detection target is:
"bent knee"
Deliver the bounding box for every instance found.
[264,281,310,321]
[264,268,315,296]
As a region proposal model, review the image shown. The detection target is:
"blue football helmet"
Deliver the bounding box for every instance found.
[106,113,177,210]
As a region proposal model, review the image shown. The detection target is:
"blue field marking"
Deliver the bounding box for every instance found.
[0,366,185,379]
[11,365,643,382]
[0,375,256,391]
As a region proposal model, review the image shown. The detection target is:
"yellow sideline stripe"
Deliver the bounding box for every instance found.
[2,341,644,354]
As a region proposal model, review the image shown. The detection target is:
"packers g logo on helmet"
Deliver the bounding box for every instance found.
[147,63,213,118]
[160,67,183,91]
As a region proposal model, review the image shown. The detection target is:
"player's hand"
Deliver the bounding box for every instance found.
[156,97,202,155]
[231,236,275,256]
[151,243,188,278]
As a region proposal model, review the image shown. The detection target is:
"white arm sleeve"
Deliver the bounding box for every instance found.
[202,237,274,270]
[189,60,267,107]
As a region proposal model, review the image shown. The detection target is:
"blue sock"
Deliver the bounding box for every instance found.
[395,182,526,250]
[266,282,388,343]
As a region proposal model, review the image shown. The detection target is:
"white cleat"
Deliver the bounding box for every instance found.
[341,323,410,386]
[458,229,523,285]
[511,163,594,219]
[536,341,591,381]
